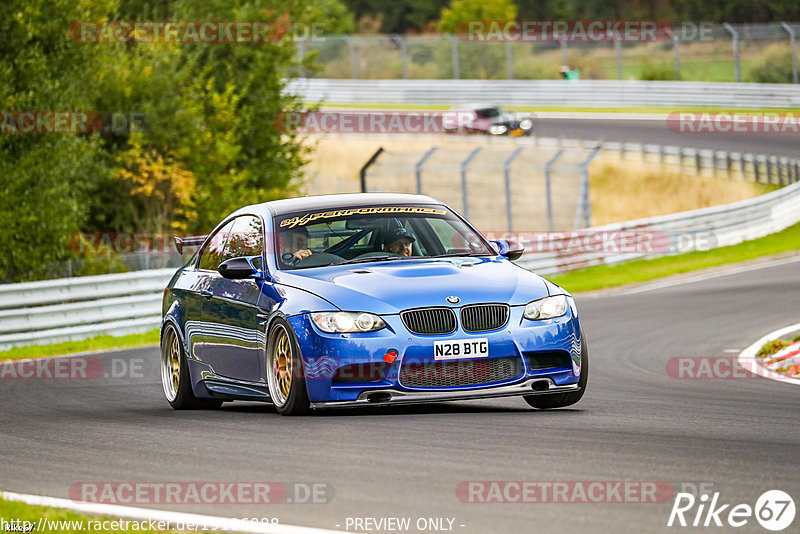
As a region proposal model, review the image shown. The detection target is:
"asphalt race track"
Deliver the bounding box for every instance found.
[533,118,800,158]
[2,258,799,533]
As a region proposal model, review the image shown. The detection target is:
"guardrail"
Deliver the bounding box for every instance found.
[1,179,799,350]
[0,269,174,350]
[544,137,800,182]
[516,180,800,275]
[287,78,800,108]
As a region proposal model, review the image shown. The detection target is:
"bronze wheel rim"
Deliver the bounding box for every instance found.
[161,326,180,401]
[275,330,292,399]
[268,324,293,407]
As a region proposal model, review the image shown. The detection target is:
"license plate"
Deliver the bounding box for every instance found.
[510,128,523,137]
[434,338,489,360]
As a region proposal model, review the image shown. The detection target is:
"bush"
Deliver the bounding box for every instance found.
[638,60,677,81]
[749,44,796,83]
[71,254,131,277]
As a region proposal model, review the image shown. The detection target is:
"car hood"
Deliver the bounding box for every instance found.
[273,257,550,315]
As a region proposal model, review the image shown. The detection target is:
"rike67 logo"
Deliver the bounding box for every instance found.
[668,490,795,531]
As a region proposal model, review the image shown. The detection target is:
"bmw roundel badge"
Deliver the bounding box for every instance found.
[446,296,460,304]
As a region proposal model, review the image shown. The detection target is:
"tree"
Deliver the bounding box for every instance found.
[439,0,517,34]
[0,0,116,281]
[91,0,345,231]
[344,0,447,34]
[1,0,354,281]
[116,135,197,234]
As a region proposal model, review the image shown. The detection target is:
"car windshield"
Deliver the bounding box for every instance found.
[274,204,494,270]
[475,107,505,118]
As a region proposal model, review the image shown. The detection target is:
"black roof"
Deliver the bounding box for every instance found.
[235,193,442,218]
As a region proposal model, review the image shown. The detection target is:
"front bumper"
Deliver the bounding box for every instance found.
[289,304,582,404]
[309,377,580,409]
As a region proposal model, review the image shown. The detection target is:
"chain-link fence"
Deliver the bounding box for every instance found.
[296,23,800,83]
[358,135,800,232]
[361,144,600,232]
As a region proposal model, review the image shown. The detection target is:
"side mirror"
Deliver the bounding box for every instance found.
[490,239,524,261]
[218,257,264,280]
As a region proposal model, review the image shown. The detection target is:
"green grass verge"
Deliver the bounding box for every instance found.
[320,102,800,114]
[0,497,184,533]
[0,329,160,362]
[600,59,746,83]
[548,221,800,293]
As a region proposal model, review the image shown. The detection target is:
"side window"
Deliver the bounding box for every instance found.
[198,219,235,271]
[222,216,264,264]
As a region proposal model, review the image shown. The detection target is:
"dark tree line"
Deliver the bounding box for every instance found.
[342,0,800,34]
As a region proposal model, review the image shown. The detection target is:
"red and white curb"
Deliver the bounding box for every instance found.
[0,490,346,534]
[761,340,800,377]
[737,323,800,386]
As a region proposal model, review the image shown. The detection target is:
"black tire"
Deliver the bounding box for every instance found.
[161,324,223,410]
[524,328,588,410]
[266,317,311,416]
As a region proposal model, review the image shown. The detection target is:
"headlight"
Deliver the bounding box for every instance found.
[523,295,569,320]
[311,312,386,333]
[519,118,533,129]
[489,124,508,135]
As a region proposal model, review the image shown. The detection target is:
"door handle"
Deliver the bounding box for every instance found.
[200,289,213,299]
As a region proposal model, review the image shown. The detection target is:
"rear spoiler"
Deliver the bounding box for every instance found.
[174,235,207,254]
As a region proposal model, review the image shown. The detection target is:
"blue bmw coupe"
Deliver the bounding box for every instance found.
[161,193,587,415]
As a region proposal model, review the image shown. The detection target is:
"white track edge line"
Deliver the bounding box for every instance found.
[737,323,800,386]
[0,490,347,534]
[621,255,800,295]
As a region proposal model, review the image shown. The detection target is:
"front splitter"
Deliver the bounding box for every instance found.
[309,378,580,409]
